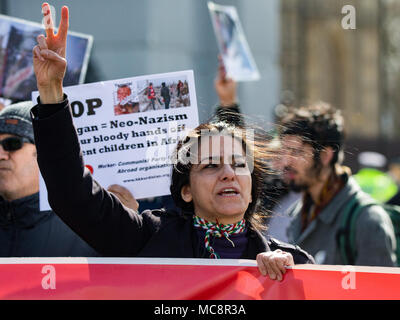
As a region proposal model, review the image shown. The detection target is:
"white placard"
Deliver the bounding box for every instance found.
[33,70,199,211]
[208,1,260,82]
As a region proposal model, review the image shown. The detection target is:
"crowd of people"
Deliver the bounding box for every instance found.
[0,3,397,288]
[213,59,397,267]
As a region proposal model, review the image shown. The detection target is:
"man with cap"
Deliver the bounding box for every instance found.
[0,101,99,256]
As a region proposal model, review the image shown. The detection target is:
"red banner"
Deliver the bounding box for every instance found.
[0,258,399,300]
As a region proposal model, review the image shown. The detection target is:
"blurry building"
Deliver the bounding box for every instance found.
[280,0,400,172]
[1,0,280,124]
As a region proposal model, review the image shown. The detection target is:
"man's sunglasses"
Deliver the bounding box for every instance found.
[0,136,30,152]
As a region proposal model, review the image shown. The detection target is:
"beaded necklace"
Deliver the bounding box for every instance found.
[193,215,246,259]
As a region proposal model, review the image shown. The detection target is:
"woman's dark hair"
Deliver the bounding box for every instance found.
[169,120,274,231]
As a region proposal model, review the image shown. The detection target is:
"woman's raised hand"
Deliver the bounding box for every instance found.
[33,3,69,104]
[214,56,237,107]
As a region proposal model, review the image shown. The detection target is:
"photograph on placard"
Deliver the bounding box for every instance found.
[136,76,191,112]
[0,14,92,101]
[208,1,260,82]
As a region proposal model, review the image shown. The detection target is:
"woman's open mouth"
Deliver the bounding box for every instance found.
[217,188,239,197]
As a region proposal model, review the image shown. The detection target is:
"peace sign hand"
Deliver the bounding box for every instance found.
[33,3,69,104]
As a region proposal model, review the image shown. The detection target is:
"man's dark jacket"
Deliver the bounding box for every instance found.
[30,98,314,263]
[0,193,98,257]
[160,86,170,103]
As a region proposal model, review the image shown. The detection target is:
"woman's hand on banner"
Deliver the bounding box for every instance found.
[33,3,69,104]
[256,249,295,281]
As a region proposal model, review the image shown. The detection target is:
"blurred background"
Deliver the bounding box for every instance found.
[1,0,400,174]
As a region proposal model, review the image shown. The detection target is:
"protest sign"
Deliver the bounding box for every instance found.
[32,70,199,211]
[0,14,92,101]
[208,1,260,82]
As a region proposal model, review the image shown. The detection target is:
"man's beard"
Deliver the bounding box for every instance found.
[288,180,309,192]
[284,164,320,193]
